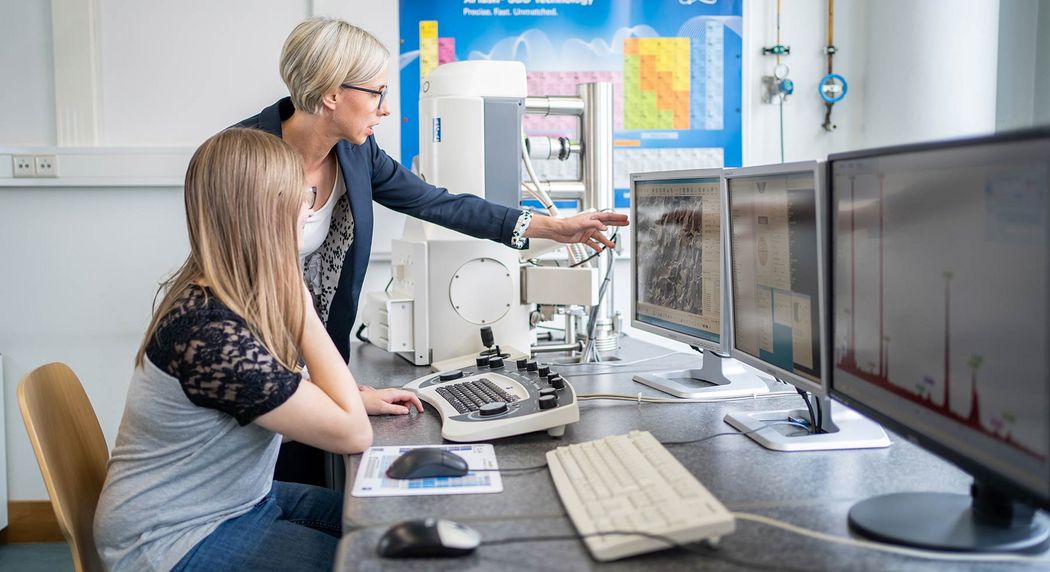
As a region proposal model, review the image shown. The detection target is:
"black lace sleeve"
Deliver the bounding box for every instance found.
[146,287,301,425]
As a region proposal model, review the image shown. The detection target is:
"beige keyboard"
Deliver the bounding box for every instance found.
[546,430,735,561]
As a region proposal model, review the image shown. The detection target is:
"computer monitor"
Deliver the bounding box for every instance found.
[722,161,889,451]
[829,129,1050,552]
[629,169,768,398]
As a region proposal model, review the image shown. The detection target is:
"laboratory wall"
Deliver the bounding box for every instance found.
[1,0,1048,502]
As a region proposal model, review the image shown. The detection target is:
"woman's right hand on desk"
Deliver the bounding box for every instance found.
[360,388,424,416]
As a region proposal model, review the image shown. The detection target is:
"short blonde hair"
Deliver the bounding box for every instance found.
[137,128,308,372]
[280,17,390,114]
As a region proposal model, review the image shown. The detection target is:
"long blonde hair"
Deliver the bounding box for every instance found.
[136,128,308,371]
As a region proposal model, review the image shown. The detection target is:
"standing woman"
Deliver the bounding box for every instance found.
[94,129,421,571]
[237,17,629,486]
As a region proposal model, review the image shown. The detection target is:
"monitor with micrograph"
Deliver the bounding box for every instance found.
[629,169,768,399]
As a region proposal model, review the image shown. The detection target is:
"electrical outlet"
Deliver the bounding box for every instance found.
[12,155,35,177]
[35,154,58,177]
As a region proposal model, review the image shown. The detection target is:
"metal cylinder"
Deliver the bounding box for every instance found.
[525,96,586,116]
[578,82,617,353]
[537,180,585,202]
[526,136,578,161]
[531,341,584,354]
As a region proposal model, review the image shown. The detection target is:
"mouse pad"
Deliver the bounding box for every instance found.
[351,444,504,497]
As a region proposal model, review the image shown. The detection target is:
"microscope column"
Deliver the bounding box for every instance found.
[579,82,617,352]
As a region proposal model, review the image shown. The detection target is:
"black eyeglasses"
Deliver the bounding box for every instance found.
[340,84,387,111]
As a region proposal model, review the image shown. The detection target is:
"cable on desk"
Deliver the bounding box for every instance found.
[469,463,548,474]
[547,351,685,367]
[732,512,1050,564]
[480,529,803,572]
[661,420,811,446]
[576,389,798,403]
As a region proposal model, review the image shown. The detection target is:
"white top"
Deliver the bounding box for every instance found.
[299,161,345,259]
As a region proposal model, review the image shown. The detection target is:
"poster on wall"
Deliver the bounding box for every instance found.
[398,0,743,208]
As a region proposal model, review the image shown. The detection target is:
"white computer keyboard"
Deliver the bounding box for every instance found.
[546,430,735,562]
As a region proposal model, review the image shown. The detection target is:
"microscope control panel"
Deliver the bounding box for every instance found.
[403,358,579,442]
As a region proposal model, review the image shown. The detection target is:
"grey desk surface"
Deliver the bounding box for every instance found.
[334,337,1049,571]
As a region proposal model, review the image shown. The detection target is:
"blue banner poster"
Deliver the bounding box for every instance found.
[398,0,743,208]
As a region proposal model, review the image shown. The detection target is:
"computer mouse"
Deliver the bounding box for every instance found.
[377,518,481,558]
[385,447,470,479]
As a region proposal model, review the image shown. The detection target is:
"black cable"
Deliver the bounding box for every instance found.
[569,231,619,268]
[383,277,393,293]
[481,530,805,572]
[796,388,818,434]
[661,420,810,446]
[355,323,369,343]
[813,394,824,433]
[469,463,549,474]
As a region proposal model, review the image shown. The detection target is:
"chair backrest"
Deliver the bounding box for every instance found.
[18,362,108,572]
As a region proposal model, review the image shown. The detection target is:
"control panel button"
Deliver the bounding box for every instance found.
[549,376,566,390]
[525,360,538,372]
[538,366,550,378]
[537,395,557,410]
[475,356,489,368]
[539,387,557,399]
[487,356,505,368]
[516,358,529,370]
[479,401,509,416]
[439,370,464,382]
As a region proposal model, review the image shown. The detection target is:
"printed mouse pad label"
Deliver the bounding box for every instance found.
[352,444,503,497]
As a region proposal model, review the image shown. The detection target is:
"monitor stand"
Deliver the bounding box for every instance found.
[848,481,1050,552]
[632,348,769,399]
[723,394,890,451]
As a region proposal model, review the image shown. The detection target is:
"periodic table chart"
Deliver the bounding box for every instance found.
[399,0,742,208]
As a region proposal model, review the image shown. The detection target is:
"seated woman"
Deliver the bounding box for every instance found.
[93,128,422,571]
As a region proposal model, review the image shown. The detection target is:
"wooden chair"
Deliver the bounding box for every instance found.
[18,363,108,572]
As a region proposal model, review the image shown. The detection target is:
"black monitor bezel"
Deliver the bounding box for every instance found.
[826,127,1050,509]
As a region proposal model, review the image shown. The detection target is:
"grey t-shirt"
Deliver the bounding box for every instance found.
[94,286,301,571]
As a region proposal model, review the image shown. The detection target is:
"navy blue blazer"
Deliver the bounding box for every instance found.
[236,98,525,360]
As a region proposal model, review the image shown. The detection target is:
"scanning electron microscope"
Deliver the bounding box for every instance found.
[360,60,620,371]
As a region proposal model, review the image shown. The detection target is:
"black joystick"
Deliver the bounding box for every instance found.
[439,370,464,382]
[549,376,566,390]
[525,360,538,372]
[475,356,488,368]
[480,326,495,349]
[479,402,509,416]
[537,366,550,378]
[487,356,505,369]
[516,358,529,370]
[537,395,557,410]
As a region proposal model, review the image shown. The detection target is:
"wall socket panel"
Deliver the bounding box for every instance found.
[12,154,59,178]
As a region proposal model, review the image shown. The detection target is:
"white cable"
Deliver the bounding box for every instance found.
[576,390,797,404]
[520,131,559,216]
[548,351,684,367]
[520,129,591,265]
[732,512,1050,564]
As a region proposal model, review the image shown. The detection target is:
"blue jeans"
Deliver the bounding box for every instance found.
[172,481,344,571]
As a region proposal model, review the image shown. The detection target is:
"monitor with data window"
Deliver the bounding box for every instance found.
[828,129,1050,551]
[722,161,888,451]
[629,169,767,399]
